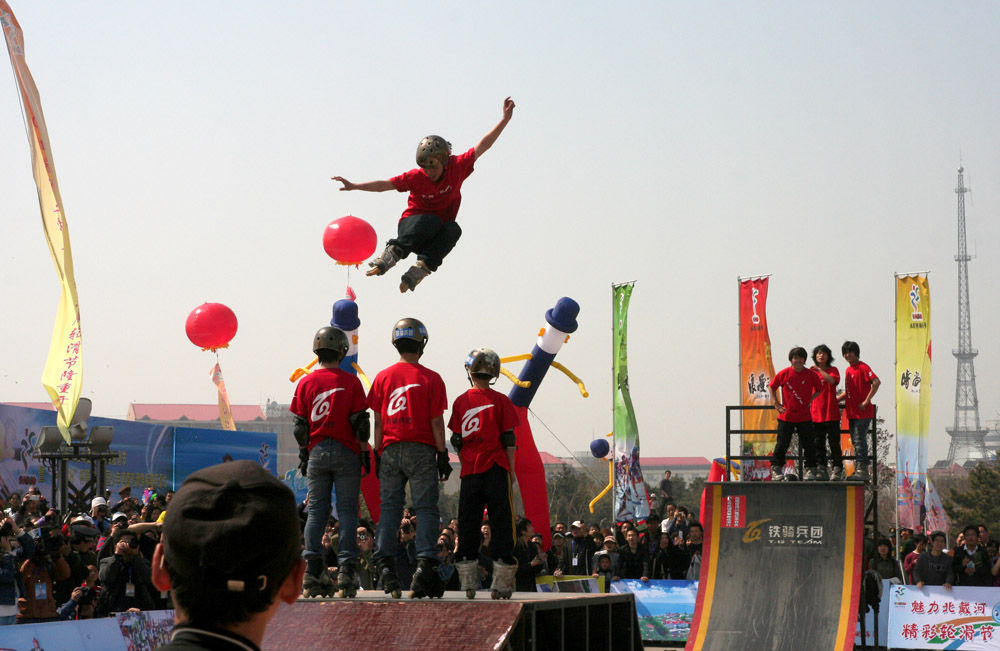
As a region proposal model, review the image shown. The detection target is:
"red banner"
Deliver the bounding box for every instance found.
[739,277,777,480]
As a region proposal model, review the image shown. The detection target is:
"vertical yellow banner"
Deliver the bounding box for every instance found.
[895,274,931,531]
[2,3,83,441]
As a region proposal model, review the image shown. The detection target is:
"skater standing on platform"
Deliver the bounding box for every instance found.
[769,347,824,481]
[448,348,520,599]
[837,341,880,482]
[290,327,371,598]
[810,344,843,481]
[151,461,304,651]
[368,318,451,599]
[332,97,515,293]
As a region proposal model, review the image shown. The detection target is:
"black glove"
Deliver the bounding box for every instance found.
[436,450,452,482]
[449,432,463,453]
[374,451,381,479]
[360,449,371,477]
[298,447,310,478]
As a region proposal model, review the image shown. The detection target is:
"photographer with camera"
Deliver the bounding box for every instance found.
[54,522,99,606]
[97,529,155,615]
[0,517,34,625]
[395,517,417,588]
[13,492,42,527]
[17,529,70,623]
[56,584,98,621]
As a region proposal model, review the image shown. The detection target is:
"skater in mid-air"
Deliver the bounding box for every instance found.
[448,348,520,599]
[331,97,515,293]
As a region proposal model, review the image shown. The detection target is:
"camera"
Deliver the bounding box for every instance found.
[400,522,412,535]
[77,586,97,606]
[0,521,12,538]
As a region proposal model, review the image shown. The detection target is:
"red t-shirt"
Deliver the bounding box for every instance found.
[367,362,447,451]
[390,148,476,223]
[448,388,519,477]
[810,366,841,423]
[770,366,823,422]
[290,368,369,453]
[844,361,879,419]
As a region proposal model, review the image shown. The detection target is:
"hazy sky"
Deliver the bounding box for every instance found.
[2,2,999,466]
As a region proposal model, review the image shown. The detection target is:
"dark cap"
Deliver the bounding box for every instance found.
[163,461,299,594]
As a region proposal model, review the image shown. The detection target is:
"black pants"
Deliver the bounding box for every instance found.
[813,420,843,468]
[772,420,817,469]
[456,463,516,564]
[388,214,462,271]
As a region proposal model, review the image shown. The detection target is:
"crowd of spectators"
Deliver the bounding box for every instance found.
[0,484,172,625]
[868,524,1000,590]
[301,483,708,595]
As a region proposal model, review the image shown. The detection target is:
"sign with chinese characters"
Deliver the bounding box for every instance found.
[738,277,778,481]
[741,516,826,547]
[722,495,746,528]
[888,585,1000,649]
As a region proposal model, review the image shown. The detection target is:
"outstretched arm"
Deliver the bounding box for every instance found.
[474,97,515,160]
[331,177,395,192]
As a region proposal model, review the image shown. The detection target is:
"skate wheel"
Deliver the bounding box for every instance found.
[466,590,476,599]
[408,590,420,599]
[491,590,499,600]
[391,590,401,599]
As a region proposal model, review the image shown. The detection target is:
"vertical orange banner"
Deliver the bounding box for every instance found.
[210,363,237,431]
[739,277,777,479]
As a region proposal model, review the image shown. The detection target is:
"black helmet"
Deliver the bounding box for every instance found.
[391,318,428,352]
[416,135,451,168]
[314,326,350,358]
[465,348,501,383]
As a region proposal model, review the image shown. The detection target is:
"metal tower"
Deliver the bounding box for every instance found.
[945,165,990,464]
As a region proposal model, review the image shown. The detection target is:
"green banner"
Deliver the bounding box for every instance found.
[613,283,650,524]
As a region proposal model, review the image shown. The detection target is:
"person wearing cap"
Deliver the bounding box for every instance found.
[593,535,619,573]
[108,486,131,514]
[0,516,35,625]
[545,531,569,577]
[90,497,111,536]
[151,460,303,651]
[53,522,100,605]
[568,521,598,575]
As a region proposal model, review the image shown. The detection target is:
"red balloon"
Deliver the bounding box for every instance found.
[185,303,238,350]
[323,215,377,265]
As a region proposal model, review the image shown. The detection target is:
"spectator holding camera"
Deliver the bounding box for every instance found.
[56,584,98,621]
[97,529,155,615]
[54,522,99,606]
[4,493,21,519]
[663,506,690,542]
[0,517,34,625]
[17,530,71,623]
[396,518,417,588]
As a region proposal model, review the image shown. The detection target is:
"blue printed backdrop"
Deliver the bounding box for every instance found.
[0,404,280,503]
[173,426,276,486]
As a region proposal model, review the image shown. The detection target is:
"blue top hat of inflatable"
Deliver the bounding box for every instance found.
[545,297,580,334]
[331,299,361,331]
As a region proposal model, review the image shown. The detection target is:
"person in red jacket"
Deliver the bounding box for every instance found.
[769,347,823,481]
[331,98,515,292]
[810,344,842,481]
[837,341,881,482]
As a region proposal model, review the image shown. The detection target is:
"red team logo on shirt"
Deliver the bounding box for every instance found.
[460,405,494,437]
[311,388,345,422]
[388,384,420,416]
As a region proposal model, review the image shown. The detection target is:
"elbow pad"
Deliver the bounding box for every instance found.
[349,410,371,444]
[293,416,310,449]
[500,430,516,449]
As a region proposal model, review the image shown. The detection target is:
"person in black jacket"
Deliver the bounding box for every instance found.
[953,525,993,587]
[614,528,649,582]
[97,529,156,615]
[567,520,598,575]
[650,532,690,580]
[513,517,543,592]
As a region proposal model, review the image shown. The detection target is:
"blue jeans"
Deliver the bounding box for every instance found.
[303,438,361,566]
[374,442,440,562]
[849,418,872,464]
